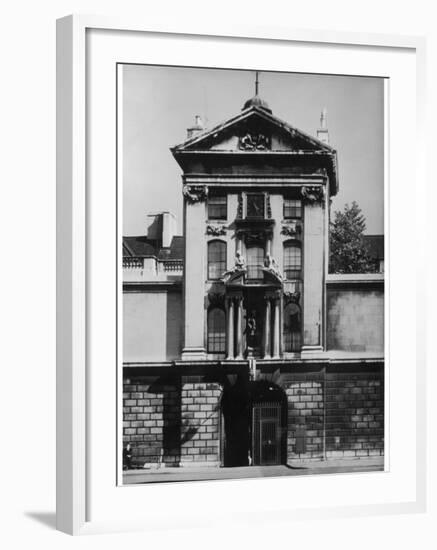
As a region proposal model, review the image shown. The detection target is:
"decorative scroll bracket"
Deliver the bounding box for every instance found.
[281,221,302,237]
[238,133,271,151]
[284,290,301,305]
[206,224,227,236]
[183,185,208,204]
[301,185,325,205]
[207,292,226,309]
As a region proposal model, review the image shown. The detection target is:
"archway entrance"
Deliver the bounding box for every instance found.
[221,378,286,467]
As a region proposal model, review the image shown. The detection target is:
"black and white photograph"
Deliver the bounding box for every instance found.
[120,64,385,484]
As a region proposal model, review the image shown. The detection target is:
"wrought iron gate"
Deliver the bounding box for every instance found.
[252,402,282,466]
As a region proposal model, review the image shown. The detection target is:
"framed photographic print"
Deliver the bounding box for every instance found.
[56,15,426,535]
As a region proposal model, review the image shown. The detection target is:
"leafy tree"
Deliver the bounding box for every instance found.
[329,201,375,273]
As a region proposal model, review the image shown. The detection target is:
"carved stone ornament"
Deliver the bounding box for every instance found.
[183,185,208,204]
[237,193,243,219]
[263,254,284,283]
[281,221,301,237]
[222,252,247,283]
[206,224,227,236]
[208,292,225,308]
[301,185,325,204]
[266,194,272,219]
[237,229,272,246]
[238,132,271,151]
[284,290,301,304]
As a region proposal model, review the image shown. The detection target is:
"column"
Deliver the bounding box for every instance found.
[263,297,271,359]
[235,296,243,359]
[272,296,280,359]
[226,297,235,360]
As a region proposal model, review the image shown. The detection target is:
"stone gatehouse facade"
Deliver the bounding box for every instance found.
[122,93,384,469]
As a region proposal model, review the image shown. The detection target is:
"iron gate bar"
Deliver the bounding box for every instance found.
[252,402,282,466]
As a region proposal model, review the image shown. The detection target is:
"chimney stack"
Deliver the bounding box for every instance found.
[317,107,330,145]
[161,212,177,248]
[146,212,176,248]
[186,115,204,139]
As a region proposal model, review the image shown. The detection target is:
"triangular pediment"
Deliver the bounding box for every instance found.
[173,107,334,154]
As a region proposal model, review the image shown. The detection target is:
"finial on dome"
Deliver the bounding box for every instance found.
[320,107,328,129]
[242,71,272,113]
[317,107,330,144]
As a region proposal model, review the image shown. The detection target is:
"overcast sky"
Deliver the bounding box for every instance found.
[122,64,384,236]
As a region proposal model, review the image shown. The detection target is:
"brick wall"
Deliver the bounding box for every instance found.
[123,375,222,468]
[325,371,384,458]
[284,374,324,461]
[123,366,384,468]
[283,367,384,462]
[180,379,222,466]
[123,378,181,467]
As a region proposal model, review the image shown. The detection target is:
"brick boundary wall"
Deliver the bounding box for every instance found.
[123,378,181,468]
[180,377,222,467]
[285,367,384,462]
[284,374,325,461]
[123,374,222,468]
[123,364,384,468]
[325,371,384,459]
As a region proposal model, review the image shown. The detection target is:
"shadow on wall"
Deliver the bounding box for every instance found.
[123,373,223,469]
[166,292,183,360]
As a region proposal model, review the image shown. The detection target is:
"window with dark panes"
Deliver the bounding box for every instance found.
[283,199,302,219]
[207,240,227,280]
[247,246,265,280]
[283,241,302,280]
[246,193,265,218]
[207,308,226,353]
[283,302,302,352]
[208,195,227,220]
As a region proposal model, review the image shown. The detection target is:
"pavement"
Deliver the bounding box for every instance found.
[123,457,384,484]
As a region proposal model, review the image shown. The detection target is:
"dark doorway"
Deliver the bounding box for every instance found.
[221,378,286,467]
[221,376,250,467]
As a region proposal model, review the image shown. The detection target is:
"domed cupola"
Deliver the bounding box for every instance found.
[242,94,272,114]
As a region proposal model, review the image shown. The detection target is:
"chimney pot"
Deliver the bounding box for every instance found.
[187,115,204,139]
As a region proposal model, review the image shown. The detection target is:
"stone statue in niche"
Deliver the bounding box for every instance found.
[239,133,271,151]
[235,251,246,270]
[263,253,284,281]
[245,310,259,355]
[246,310,257,337]
[222,251,246,283]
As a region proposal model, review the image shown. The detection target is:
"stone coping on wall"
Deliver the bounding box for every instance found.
[326,273,384,286]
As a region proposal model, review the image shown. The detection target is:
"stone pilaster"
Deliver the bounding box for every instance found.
[182,186,207,360]
[301,186,325,353]
[272,295,281,359]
